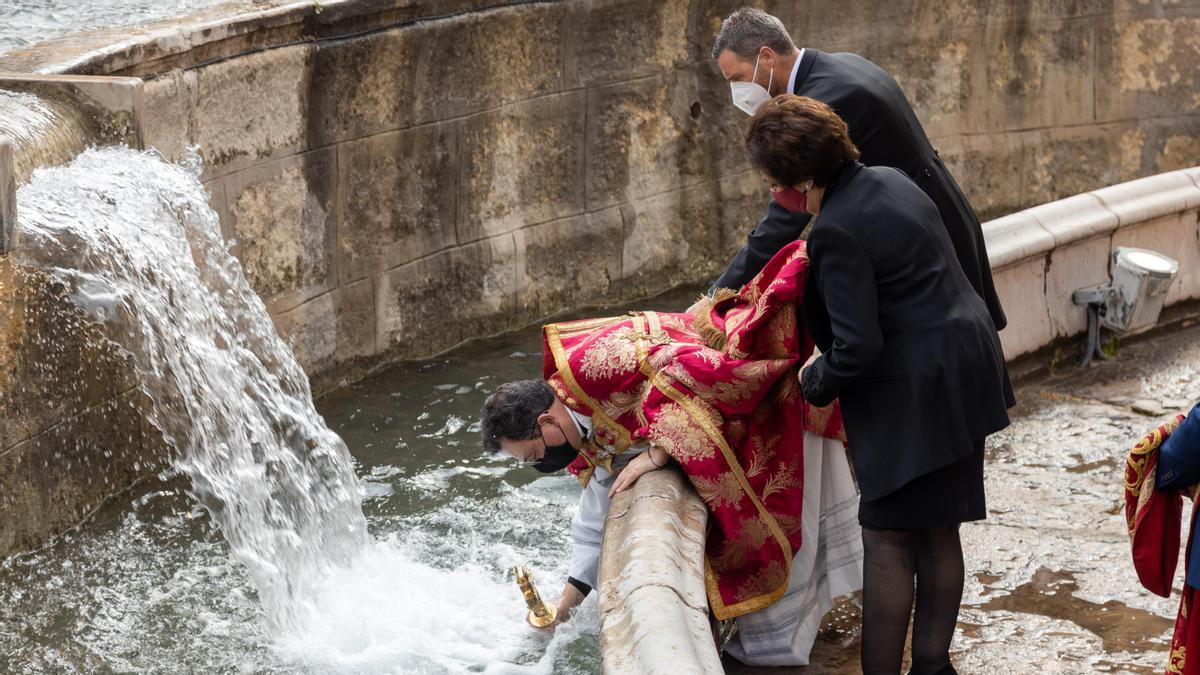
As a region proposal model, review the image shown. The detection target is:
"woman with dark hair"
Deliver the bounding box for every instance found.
[743,95,1013,675]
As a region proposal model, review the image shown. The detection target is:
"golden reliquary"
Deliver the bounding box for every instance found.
[512,564,557,628]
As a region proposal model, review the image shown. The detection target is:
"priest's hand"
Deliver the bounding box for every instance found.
[529,583,586,631]
[608,446,671,498]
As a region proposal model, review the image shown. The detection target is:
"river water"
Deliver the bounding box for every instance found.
[0,0,241,56]
[0,326,613,673]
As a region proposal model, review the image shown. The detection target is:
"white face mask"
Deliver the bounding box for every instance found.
[730,54,773,116]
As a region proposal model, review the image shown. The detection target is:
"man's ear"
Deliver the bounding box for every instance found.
[759,45,775,66]
[536,411,556,428]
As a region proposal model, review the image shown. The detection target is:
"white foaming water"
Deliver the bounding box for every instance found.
[276,535,590,674]
[13,147,589,673]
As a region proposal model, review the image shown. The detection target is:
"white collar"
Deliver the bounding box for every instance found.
[565,407,593,441]
[787,48,806,94]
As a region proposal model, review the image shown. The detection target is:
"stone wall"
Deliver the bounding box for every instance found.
[3,0,1191,383]
[802,0,1200,220]
[0,77,165,558]
[0,259,167,556]
[125,0,766,384]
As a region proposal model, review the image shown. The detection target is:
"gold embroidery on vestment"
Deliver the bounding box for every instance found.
[638,345,793,620]
[647,402,719,462]
[693,472,745,510]
[578,329,640,380]
[1168,644,1186,674]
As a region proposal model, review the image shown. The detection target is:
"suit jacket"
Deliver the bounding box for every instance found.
[800,162,1011,502]
[715,49,1007,334]
[1156,401,1200,588]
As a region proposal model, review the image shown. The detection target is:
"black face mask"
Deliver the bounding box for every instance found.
[532,422,579,474]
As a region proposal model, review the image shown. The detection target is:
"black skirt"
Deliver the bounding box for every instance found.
[858,440,987,530]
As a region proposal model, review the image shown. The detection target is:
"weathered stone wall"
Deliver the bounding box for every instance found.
[14,0,1187,383]
[0,259,167,556]
[0,77,163,558]
[813,0,1200,220]
[123,0,764,384]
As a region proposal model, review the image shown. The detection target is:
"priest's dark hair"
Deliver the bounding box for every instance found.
[746,94,861,189]
[711,7,797,60]
[481,379,556,452]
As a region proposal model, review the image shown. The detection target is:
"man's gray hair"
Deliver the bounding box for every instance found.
[711,7,797,60]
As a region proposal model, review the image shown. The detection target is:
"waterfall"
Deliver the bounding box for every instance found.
[15,146,369,632]
[9,145,593,672]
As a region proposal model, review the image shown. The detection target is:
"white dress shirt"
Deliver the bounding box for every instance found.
[787,48,807,94]
[565,408,647,592]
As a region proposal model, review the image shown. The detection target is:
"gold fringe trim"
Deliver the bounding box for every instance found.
[690,289,738,353]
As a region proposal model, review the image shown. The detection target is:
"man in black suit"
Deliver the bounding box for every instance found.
[710,7,1007,334]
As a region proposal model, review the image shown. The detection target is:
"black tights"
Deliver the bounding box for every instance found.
[860,526,964,675]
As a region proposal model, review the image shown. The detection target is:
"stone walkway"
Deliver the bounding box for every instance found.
[727,320,1200,673]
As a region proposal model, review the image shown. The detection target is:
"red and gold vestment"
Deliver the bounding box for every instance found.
[542,240,845,619]
[1126,414,1196,674]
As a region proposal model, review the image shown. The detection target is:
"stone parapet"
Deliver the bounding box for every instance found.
[597,467,719,675]
[987,166,1200,360]
[0,262,167,557]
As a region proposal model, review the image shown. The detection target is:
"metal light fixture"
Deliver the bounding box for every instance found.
[1072,247,1180,366]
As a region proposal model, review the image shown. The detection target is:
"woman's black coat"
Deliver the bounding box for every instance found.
[800,162,1012,502]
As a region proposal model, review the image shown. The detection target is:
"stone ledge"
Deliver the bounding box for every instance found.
[598,467,720,675]
[985,210,1056,270]
[1092,171,1200,227]
[986,165,1200,359]
[0,73,143,150]
[986,165,1200,272]
[1029,193,1119,248]
[0,0,556,78]
[1185,166,1200,190]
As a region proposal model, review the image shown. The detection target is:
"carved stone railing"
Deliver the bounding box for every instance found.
[598,467,721,675]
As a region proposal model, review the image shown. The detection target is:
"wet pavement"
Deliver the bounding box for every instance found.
[728,319,1200,673]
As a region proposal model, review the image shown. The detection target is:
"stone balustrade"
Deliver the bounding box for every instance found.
[989,166,1200,361]
[598,468,719,674]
